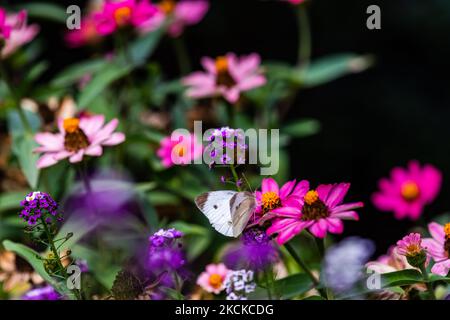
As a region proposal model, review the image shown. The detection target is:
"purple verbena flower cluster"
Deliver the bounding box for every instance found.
[148,228,185,271]
[224,269,256,300]
[205,127,248,167]
[21,285,60,300]
[19,191,61,225]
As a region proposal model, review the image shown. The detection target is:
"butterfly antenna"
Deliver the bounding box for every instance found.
[242,172,253,192]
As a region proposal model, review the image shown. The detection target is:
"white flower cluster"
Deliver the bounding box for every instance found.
[224,269,256,300]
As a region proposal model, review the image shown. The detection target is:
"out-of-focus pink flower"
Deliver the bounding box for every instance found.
[254,178,306,222]
[183,53,266,104]
[93,0,159,36]
[0,9,39,58]
[372,161,442,221]
[423,222,450,276]
[366,246,415,274]
[267,182,363,245]
[66,15,100,47]
[152,0,209,37]
[34,115,125,168]
[157,132,203,168]
[196,263,229,294]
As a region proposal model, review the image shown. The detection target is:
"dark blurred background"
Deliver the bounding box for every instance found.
[4,0,450,254]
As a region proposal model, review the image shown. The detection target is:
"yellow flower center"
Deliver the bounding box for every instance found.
[63,118,80,134]
[174,145,186,157]
[444,223,450,237]
[406,244,422,257]
[304,190,319,205]
[114,7,132,26]
[445,223,450,258]
[301,189,329,221]
[261,191,281,213]
[63,118,89,152]
[215,56,228,74]
[208,273,222,289]
[159,0,176,14]
[401,181,420,201]
[215,56,236,88]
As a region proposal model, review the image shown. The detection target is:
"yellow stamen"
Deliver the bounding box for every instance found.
[114,7,132,26]
[208,274,222,289]
[304,190,319,205]
[261,191,281,213]
[175,145,185,157]
[406,244,422,256]
[401,181,420,201]
[63,118,80,133]
[159,0,176,14]
[215,56,228,74]
[444,223,450,237]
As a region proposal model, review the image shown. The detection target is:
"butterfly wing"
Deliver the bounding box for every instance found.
[195,191,237,237]
[230,191,256,237]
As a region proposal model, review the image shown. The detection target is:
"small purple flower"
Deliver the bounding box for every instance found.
[21,285,60,300]
[19,191,61,226]
[224,269,256,300]
[224,227,279,271]
[205,127,247,167]
[147,228,186,271]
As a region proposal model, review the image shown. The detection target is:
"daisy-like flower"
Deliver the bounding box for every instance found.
[182,53,266,104]
[267,182,363,245]
[372,161,442,220]
[396,233,427,269]
[254,178,307,223]
[157,132,203,168]
[151,0,209,37]
[93,0,160,36]
[196,263,229,294]
[422,222,450,276]
[0,8,39,58]
[34,115,125,169]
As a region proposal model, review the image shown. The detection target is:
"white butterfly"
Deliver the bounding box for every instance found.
[195,191,256,237]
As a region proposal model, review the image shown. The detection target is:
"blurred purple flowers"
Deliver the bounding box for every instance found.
[323,237,375,294]
[19,191,61,226]
[21,285,60,300]
[224,228,279,271]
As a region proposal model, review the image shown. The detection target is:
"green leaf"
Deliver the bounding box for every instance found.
[25,61,49,83]
[77,63,132,108]
[381,269,423,288]
[283,119,321,138]
[17,3,67,23]
[51,59,108,88]
[249,273,313,300]
[137,191,159,230]
[299,54,374,87]
[0,191,28,212]
[128,27,165,66]
[169,221,212,261]
[2,240,71,296]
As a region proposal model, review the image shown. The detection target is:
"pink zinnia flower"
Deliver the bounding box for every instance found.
[196,263,229,294]
[183,53,266,104]
[34,115,125,169]
[423,222,450,276]
[254,178,306,222]
[267,182,363,245]
[93,0,159,36]
[396,233,425,257]
[372,161,442,221]
[366,246,415,274]
[0,9,39,58]
[157,133,203,168]
[65,15,100,47]
[153,0,209,37]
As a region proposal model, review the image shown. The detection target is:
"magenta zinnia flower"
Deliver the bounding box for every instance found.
[423,222,450,276]
[34,115,125,168]
[93,0,159,36]
[66,15,100,47]
[396,233,425,257]
[196,263,229,295]
[372,161,442,220]
[183,53,266,104]
[0,9,39,58]
[157,133,203,168]
[254,178,306,222]
[267,182,363,244]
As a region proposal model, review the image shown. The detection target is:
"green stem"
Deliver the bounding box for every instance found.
[296,4,312,69]
[264,269,273,300]
[173,273,184,300]
[0,59,32,133]
[172,37,191,75]
[229,164,241,191]
[314,237,333,300]
[419,265,436,300]
[284,242,327,299]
